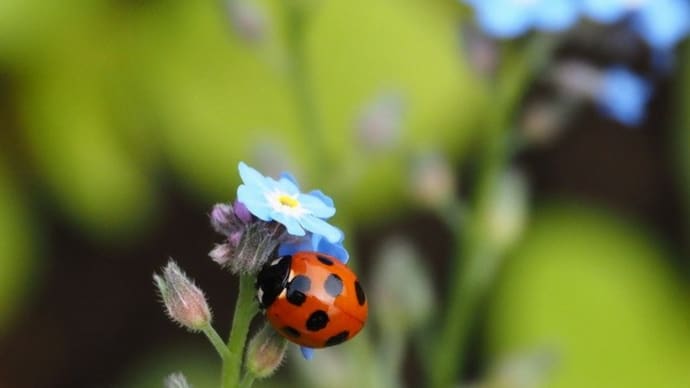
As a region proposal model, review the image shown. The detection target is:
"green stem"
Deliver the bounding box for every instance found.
[202,324,231,360]
[239,373,256,388]
[429,36,551,388]
[380,327,405,388]
[221,275,259,388]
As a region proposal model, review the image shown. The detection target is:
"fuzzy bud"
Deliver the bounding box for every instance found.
[371,237,434,333]
[409,152,457,209]
[481,348,558,388]
[356,91,405,152]
[154,260,212,331]
[227,0,267,44]
[462,25,499,78]
[233,201,252,223]
[483,169,528,253]
[209,221,286,275]
[246,324,288,379]
[164,372,192,388]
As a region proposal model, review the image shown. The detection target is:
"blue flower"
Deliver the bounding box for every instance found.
[632,0,690,50]
[582,0,690,50]
[581,0,631,23]
[279,232,350,360]
[236,162,343,243]
[464,0,580,38]
[596,67,651,126]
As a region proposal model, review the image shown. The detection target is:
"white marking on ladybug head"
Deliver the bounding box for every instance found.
[270,258,282,266]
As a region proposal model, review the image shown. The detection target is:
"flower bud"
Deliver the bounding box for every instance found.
[409,152,457,209]
[164,372,192,388]
[209,221,286,275]
[371,237,434,333]
[462,25,499,78]
[246,323,288,379]
[227,0,267,44]
[154,260,212,331]
[481,348,558,388]
[210,203,236,236]
[233,200,252,223]
[483,169,528,253]
[209,243,233,267]
[356,91,405,152]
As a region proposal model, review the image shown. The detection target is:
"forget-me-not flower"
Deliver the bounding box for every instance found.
[632,0,690,50]
[464,0,581,38]
[596,66,651,126]
[582,0,690,50]
[237,162,343,243]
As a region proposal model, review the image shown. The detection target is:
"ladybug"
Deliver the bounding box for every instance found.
[256,251,368,348]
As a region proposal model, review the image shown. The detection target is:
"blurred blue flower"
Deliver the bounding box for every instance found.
[632,0,690,50]
[596,67,651,126]
[464,0,580,38]
[582,0,690,50]
[237,162,343,243]
[581,0,631,23]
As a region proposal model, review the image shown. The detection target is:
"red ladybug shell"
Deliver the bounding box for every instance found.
[256,252,368,348]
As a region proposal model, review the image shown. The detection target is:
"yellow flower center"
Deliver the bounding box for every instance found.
[278,195,299,208]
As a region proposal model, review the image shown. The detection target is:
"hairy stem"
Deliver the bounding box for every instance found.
[239,373,256,388]
[221,275,259,388]
[202,324,230,360]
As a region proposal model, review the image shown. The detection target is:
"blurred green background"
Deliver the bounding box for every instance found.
[0,0,688,387]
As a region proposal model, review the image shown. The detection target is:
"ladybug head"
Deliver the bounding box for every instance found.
[255,255,292,309]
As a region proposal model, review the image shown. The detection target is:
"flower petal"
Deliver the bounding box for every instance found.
[272,211,306,236]
[300,346,315,360]
[308,190,334,208]
[279,171,299,186]
[278,235,313,256]
[315,235,350,264]
[299,216,343,243]
[238,162,270,190]
[237,185,272,221]
[298,193,336,218]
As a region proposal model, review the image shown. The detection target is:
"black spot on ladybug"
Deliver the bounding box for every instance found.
[354,280,366,306]
[286,275,311,306]
[324,273,343,297]
[324,331,349,347]
[282,326,301,338]
[317,255,334,266]
[306,310,329,331]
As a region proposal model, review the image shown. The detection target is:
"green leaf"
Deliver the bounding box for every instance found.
[487,202,690,388]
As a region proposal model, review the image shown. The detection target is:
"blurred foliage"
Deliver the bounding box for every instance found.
[2,0,690,387]
[0,0,486,241]
[0,161,36,336]
[488,203,690,388]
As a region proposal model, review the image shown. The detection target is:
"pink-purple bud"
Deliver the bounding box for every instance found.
[154,260,212,331]
[210,203,235,236]
[246,324,288,379]
[209,243,233,267]
[233,201,252,223]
